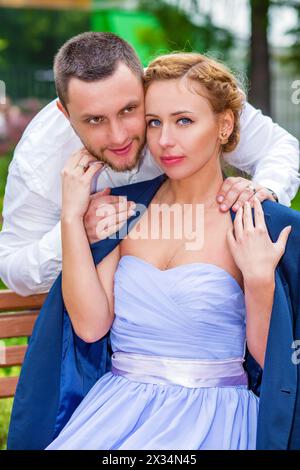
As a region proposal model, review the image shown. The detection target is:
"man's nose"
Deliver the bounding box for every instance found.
[109,120,129,146]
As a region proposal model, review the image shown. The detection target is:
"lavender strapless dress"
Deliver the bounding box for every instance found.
[46,255,259,450]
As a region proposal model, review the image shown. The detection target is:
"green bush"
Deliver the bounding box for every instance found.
[0,398,13,450]
[291,188,300,212]
[0,153,12,217]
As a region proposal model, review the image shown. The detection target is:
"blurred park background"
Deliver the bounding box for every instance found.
[0,0,300,450]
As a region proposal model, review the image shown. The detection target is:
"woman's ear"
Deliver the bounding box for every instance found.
[56,100,69,120]
[219,110,234,144]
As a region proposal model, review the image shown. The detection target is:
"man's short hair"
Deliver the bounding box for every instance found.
[54,31,144,109]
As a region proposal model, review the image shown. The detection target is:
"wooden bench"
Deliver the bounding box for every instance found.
[0,290,47,398]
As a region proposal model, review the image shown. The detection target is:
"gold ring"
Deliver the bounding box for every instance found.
[247,185,256,194]
[77,162,89,170]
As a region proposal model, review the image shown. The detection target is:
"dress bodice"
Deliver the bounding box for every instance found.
[110,255,246,360]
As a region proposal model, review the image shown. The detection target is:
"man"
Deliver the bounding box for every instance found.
[0,31,299,297]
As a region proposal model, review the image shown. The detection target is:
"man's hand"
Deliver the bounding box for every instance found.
[216,176,278,212]
[84,188,136,244]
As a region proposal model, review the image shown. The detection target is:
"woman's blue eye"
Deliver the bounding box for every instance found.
[177,117,193,125]
[147,119,161,127]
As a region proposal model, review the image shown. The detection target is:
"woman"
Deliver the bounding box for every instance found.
[46,53,294,450]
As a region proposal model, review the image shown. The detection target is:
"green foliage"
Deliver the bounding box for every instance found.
[0,278,7,289]
[132,24,168,64]
[0,153,12,217]
[138,0,235,60]
[0,344,24,450]
[0,8,90,68]
[291,186,300,211]
[283,5,300,71]
[0,153,12,282]
[0,398,13,450]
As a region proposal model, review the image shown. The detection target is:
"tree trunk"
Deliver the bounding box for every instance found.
[249,0,271,115]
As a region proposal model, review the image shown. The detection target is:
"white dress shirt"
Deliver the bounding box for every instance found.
[0,99,299,295]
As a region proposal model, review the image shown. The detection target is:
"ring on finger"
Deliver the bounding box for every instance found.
[246,184,256,194]
[77,162,89,171]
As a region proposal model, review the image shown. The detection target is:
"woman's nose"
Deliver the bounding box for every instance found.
[158,126,175,148]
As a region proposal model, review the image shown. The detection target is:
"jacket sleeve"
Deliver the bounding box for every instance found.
[270,203,300,305]
[244,203,300,398]
[256,202,300,449]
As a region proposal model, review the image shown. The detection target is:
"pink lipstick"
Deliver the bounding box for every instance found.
[160,155,185,166]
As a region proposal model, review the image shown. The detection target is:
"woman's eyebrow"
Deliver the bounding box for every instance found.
[171,110,194,116]
[146,110,194,117]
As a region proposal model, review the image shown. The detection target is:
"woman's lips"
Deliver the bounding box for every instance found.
[108,141,132,157]
[160,155,185,166]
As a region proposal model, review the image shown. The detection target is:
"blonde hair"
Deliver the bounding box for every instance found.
[144,52,244,153]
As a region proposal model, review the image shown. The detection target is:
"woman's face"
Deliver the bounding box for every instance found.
[145,78,225,180]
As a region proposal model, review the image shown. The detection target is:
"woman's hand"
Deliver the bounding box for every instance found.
[61,148,104,220]
[227,197,291,286]
[227,197,291,368]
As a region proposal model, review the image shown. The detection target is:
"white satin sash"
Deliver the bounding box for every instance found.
[111,351,248,388]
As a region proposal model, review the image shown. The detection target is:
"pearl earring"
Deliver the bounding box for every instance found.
[220,130,228,144]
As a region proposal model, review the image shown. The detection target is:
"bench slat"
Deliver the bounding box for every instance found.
[0,290,47,398]
[0,290,47,312]
[0,311,39,339]
[0,376,18,398]
[0,345,27,367]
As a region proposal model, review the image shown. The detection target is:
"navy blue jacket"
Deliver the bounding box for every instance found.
[7,175,300,450]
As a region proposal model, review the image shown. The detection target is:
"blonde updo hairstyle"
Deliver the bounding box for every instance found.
[144,53,244,153]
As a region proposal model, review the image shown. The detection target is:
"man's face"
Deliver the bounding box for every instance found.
[61,63,146,172]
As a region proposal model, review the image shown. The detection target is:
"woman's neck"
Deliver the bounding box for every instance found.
[160,159,224,207]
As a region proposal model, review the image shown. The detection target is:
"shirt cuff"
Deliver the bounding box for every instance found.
[251,178,289,207]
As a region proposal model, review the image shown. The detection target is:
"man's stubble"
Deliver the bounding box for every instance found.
[85,136,145,173]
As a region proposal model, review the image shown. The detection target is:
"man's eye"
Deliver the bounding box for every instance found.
[87,117,103,124]
[177,117,193,125]
[147,119,161,128]
[123,106,136,114]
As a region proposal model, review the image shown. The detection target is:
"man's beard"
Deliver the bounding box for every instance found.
[85,137,145,173]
